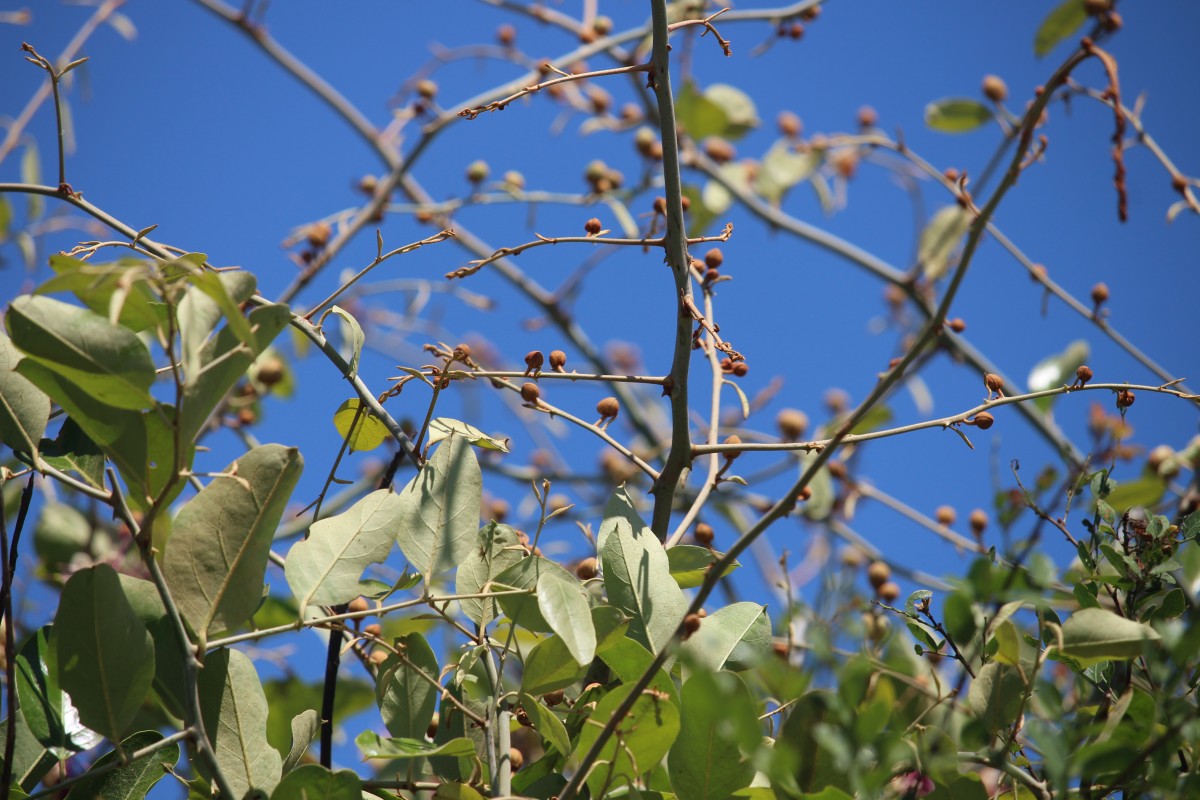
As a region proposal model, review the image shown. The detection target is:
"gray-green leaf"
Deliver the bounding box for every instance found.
[0,332,50,458]
[396,435,482,584]
[455,522,525,626]
[164,444,303,639]
[376,633,439,739]
[64,730,179,800]
[1058,607,1161,667]
[197,648,282,796]
[924,98,993,133]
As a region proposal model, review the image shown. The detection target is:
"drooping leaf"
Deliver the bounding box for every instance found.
[0,332,50,458]
[681,602,770,672]
[179,302,291,443]
[1034,0,1088,57]
[599,488,687,655]
[924,98,993,133]
[376,632,439,740]
[427,417,510,452]
[536,567,596,665]
[64,730,179,800]
[271,765,361,800]
[918,205,973,280]
[177,269,257,381]
[570,682,680,795]
[54,564,154,742]
[669,672,757,800]
[455,522,525,626]
[39,256,165,333]
[493,556,576,633]
[197,648,282,796]
[1058,607,1161,667]
[7,295,156,410]
[285,488,400,608]
[163,444,303,638]
[354,732,477,760]
[331,398,390,452]
[396,435,482,584]
[282,710,321,774]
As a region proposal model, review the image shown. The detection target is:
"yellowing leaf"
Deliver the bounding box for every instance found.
[332,398,390,452]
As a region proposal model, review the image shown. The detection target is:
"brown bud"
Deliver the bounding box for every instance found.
[840,546,866,568]
[584,217,603,235]
[877,581,901,603]
[720,357,734,372]
[653,196,667,215]
[369,649,389,666]
[363,623,382,639]
[971,411,995,430]
[705,248,724,270]
[1084,0,1111,14]
[549,350,567,372]
[867,561,891,588]
[682,613,702,639]
[732,362,749,377]
[776,408,809,440]
[788,21,805,39]
[935,505,957,526]
[453,343,472,362]
[704,137,735,164]
[777,111,802,138]
[1091,282,1110,307]
[694,523,714,546]
[416,79,438,100]
[1117,389,1136,409]
[524,350,544,374]
[509,747,524,771]
[306,221,332,249]
[357,174,378,195]
[1075,365,1093,385]
[681,195,692,212]
[348,596,370,614]
[984,373,1004,394]
[722,434,743,460]
[1172,174,1188,193]
[496,23,516,46]
[797,486,813,501]
[520,382,541,403]
[466,160,490,184]
[576,557,598,580]
[597,396,620,420]
[947,317,967,333]
[857,105,878,128]
[982,74,1008,103]
[705,268,721,283]
[256,356,285,387]
[943,167,961,183]
[426,711,439,739]
[969,509,988,535]
[542,689,565,707]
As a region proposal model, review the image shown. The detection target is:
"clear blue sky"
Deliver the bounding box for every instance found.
[3,0,1199,774]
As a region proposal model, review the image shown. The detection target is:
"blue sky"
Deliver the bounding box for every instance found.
[3,0,1200,774]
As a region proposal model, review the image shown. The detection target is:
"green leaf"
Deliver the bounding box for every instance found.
[1027,340,1089,410]
[114,575,189,719]
[38,417,104,488]
[455,522,525,626]
[702,161,755,216]
[33,502,92,573]
[493,556,574,632]
[396,434,482,584]
[924,98,993,133]
[669,672,757,800]
[1058,607,1161,667]
[0,332,50,458]
[1035,0,1088,57]
[537,567,596,665]
[323,305,364,378]
[15,626,98,752]
[599,488,687,655]
[676,81,731,141]
[704,83,760,140]
[54,564,153,741]
[681,602,770,672]
[598,637,678,705]
[197,648,282,796]
[282,710,320,774]
[180,302,291,443]
[666,544,738,589]
[778,692,851,794]
[756,139,820,205]
[0,709,57,792]
[428,417,511,453]
[330,398,390,452]
[570,682,680,794]
[968,661,1030,730]
[1103,472,1166,512]
[271,765,361,800]
[64,730,179,800]
[519,692,571,756]
[918,205,973,280]
[39,256,166,334]
[163,444,303,638]
[285,488,400,608]
[354,732,477,759]
[521,633,588,696]
[376,633,439,739]
[7,295,156,410]
[178,269,257,381]
[800,451,835,521]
